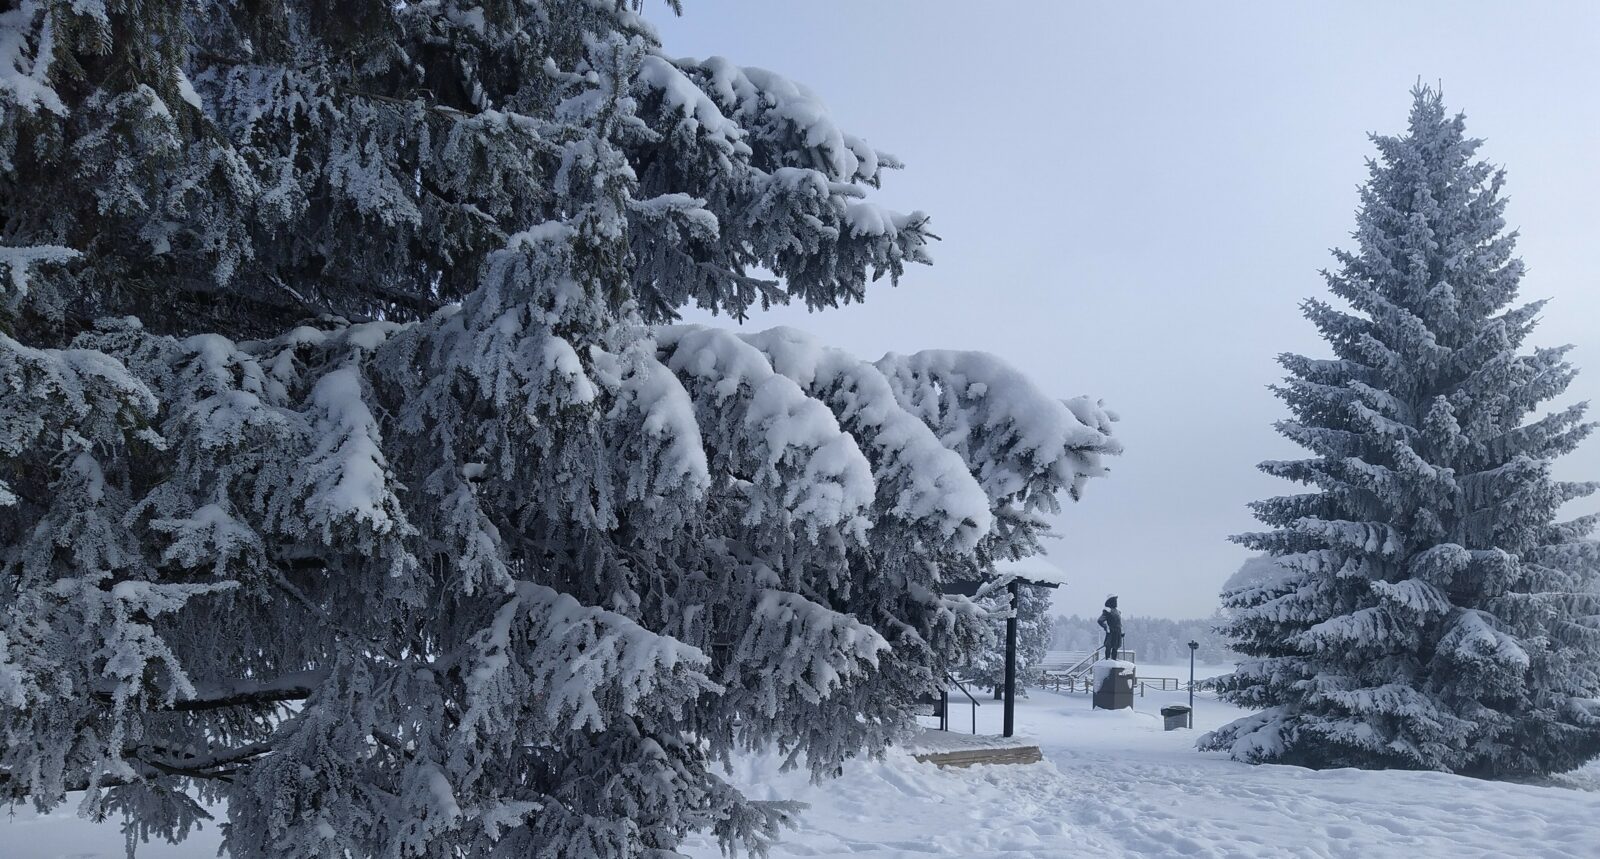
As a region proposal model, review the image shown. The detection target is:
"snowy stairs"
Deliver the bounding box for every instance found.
[1040,649,1099,683]
[1041,649,1143,693]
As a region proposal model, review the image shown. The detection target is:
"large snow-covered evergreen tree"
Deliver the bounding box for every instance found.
[0,2,1119,856]
[1203,88,1600,777]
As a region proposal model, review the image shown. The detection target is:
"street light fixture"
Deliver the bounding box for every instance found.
[1187,640,1199,729]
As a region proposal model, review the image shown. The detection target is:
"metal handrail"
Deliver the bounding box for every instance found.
[1060,647,1103,680]
[945,673,981,735]
[1043,648,1144,694]
[1054,646,1136,682]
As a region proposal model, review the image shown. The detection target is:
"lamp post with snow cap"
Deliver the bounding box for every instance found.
[1187,640,1198,728]
[1003,579,1018,738]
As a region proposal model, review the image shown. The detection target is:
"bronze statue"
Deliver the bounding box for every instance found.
[1098,595,1123,660]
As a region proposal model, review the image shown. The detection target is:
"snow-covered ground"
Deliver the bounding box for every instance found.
[6,664,1597,858]
[677,663,1598,859]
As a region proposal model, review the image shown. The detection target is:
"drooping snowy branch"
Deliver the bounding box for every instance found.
[875,349,1122,558]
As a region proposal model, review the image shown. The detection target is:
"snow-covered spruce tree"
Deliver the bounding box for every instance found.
[1203,87,1600,777]
[0,2,1120,856]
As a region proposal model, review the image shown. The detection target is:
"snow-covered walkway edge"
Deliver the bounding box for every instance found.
[680,665,1598,859]
[5,666,1595,858]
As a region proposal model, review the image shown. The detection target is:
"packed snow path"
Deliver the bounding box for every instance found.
[679,665,1598,859]
[4,666,1595,857]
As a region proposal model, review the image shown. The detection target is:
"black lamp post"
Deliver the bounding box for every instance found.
[1187,640,1198,729]
[1003,579,1020,738]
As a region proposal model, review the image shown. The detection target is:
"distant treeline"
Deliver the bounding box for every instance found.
[1050,614,1236,666]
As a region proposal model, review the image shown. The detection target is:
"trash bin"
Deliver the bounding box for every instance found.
[1160,705,1191,730]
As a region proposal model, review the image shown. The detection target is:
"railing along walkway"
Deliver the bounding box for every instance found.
[1038,648,1188,696]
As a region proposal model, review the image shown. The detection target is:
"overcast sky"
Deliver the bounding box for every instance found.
[647,2,1600,618]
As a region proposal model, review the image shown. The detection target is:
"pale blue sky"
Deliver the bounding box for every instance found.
[649,2,1600,617]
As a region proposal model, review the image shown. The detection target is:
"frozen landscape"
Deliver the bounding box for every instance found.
[10,665,1596,858]
[685,666,1600,859]
[4,1,1600,857]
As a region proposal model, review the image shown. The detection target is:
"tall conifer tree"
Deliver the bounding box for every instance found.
[1204,88,1600,777]
[0,2,1120,855]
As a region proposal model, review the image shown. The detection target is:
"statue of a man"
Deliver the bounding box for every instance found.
[1097,595,1123,660]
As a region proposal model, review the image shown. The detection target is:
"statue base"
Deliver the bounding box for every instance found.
[1092,663,1134,710]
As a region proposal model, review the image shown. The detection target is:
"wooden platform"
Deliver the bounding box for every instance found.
[912,745,1043,768]
[903,728,1044,768]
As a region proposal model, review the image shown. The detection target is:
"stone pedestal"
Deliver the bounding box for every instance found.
[1093,664,1134,710]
